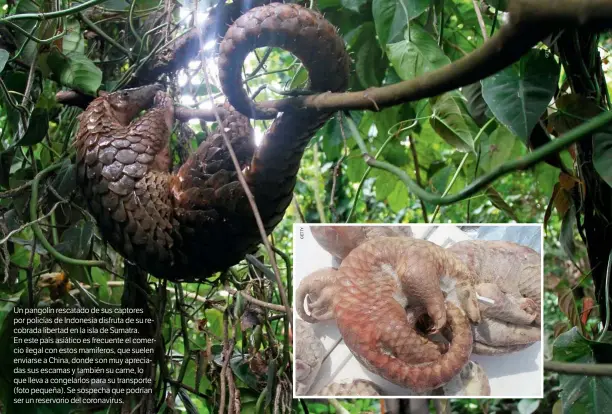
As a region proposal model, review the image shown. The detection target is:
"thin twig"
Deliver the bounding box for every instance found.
[408,134,429,223]
[195,12,292,328]
[472,0,489,41]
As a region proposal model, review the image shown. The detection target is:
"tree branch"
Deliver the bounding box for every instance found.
[234,0,612,119]
[545,360,612,376]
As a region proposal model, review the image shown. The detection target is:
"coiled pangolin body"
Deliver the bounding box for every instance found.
[296,237,482,392]
[74,4,350,281]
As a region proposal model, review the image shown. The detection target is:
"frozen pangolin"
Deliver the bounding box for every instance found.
[74,4,350,281]
[295,319,326,395]
[446,240,541,355]
[296,237,483,392]
[310,225,413,263]
[318,379,382,396]
[440,360,490,396]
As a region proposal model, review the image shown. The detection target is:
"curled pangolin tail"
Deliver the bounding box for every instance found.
[218,3,351,228]
[343,302,473,392]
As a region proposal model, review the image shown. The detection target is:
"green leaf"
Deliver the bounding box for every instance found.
[517,399,540,414]
[346,149,367,182]
[429,92,477,152]
[373,0,429,46]
[62,18,84,55]
[12,0,39,65]
[479,124,520,172]
[387,180,409,212]
[462,82,492,126]
[553,328,612,413]
[15,108,49,146]
[387,25,451,81]
[51,159,77,198]
[55,220,94,259]
[341,0,368,13]
[485,186,519,221]
[593,128,612,188]
[481,49,560,141]
[0,49,9,74]
[535,162,558,197]
[349,23,388,88]
[91,267,111,303]
[47,49,102,95]
[372,169,400,201]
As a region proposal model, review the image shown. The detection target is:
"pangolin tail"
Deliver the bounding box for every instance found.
[218,3,351,229]
[339,301,473,393]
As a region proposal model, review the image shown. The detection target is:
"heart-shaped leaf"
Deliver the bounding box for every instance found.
[429,92,477,152]
[482,49,559,142]
[373,0,429,46]
[387,25,451,81]
[349,23,388,88]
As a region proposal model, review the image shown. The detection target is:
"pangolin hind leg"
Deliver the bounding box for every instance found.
[476,283,538,325]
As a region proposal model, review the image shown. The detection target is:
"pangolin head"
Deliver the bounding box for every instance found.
[105,83,165,125]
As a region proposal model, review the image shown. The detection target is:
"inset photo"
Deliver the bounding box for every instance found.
[293,224,543,398]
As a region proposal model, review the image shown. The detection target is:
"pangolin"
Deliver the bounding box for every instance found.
[310,225,414,264]
[295,237,482,392]
[295,319,326,395]
[446,240,541,355]
[73,4,350,281]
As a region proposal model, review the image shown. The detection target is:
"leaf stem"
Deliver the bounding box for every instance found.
[30,163,106,267]
[346,110,612,206]
[1,0,107,22]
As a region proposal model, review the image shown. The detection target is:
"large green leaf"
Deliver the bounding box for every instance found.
[62,18,84,55]
[372,168,400,201]
[341,0,368,13]
[481,49,559,142]
[348,23,388,88]
[462,82,492,127]
[51,159,77,198]
[553,328,612,413]
[0,49,9,74]
[479,124,521,172]
[593,128,612,188]
[429,92,477,152]
[373,0,429,46]
[387,180,410,212]
[47,49,102,95]
[54,220,94,259]
[387,25,450,81]
[15,108,49,146]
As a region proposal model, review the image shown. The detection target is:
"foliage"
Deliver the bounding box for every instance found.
[0,0,610,413]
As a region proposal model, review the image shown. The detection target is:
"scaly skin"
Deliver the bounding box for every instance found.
[74,4,349,281]
[447,240,541,355]
[310,225,414,263]
[295,319,326,395]
[296,237,482,392]
[318,379,382,396]
[440,360,490,396]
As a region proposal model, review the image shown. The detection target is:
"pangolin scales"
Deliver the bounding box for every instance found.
[74,4,350,281]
